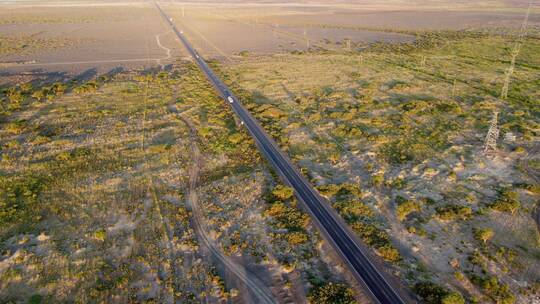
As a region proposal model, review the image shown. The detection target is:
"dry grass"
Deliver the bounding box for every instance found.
[217,30,540,302]
[0,63,354,302]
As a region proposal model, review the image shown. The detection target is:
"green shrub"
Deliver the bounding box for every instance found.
[316,183,361,199]
[272,185,294,200]
[335,200,373,221]
[380,139,437,164]
[4,87,23,104]
[0,174,47,227]
[489,188,520,214]
[473,228,494,244]
[308,282,356,304]
[286,231,309,245]
[52,82,67,96]
[470,274,515,304]
[238,50,250,57]
[264,202,309,230]
[73,80,98,95]
[435,204,472,221]
[316,182,401,262]
[336,183,362,198]
[372,173,385,186]
[94,229,106,241]
[441,292,466,304]
[317,184,342,197]
[228,132,244,144]
[377,244,401,262]
[4,120,27,134]
[395,196,421,221]
[413,281,464,304]
[31,89,46,101]
[29,294,43,304]
[351,221,401,262]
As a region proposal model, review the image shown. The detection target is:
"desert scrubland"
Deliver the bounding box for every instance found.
[1,1,539,303]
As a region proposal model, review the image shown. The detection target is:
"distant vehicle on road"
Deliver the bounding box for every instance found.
[155,3,408,302]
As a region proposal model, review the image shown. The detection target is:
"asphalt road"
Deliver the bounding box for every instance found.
[155,3,408,303]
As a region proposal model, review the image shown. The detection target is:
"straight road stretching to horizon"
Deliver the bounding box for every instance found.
[155,3,409,303]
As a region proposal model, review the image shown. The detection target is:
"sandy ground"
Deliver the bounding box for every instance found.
[163,4,415,59]
[159,2,539,58]
[256,7,540,31]
[0,3,186,75]
[2,1,537,75]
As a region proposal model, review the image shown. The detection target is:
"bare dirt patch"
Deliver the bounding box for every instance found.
[0,3,186,74]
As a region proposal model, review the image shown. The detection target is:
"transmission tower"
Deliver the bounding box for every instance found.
[483,111,500,155]
[501,3,531,99]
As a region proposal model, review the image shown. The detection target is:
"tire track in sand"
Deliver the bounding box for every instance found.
[170,106,275,304]
[155,32,172,68]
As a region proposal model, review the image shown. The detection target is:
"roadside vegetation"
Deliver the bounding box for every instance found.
[218,27,540,303]
[0,62,356,302]
[1,66,208,302]
[1,3,539,303]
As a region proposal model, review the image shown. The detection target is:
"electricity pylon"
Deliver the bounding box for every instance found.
[501,3,530,99]
[483,111,500,155]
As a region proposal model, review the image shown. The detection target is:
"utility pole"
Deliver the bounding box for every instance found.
[303,28,310,49]
[182,5,185,17]
[483,111,500,155]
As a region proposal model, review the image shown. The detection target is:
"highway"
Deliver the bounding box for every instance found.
[155,3,408,303]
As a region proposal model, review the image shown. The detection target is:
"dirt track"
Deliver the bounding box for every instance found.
[175,110,276,304]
